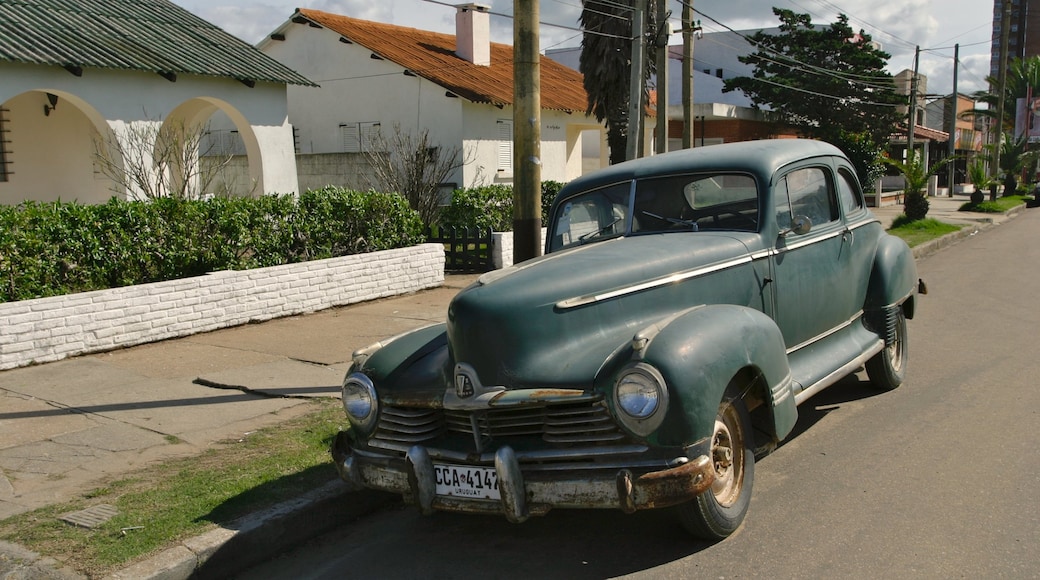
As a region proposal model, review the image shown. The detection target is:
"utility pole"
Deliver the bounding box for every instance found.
[681,3,696,148]
[513,0,541,263]
[947,44,959,197]
[626,0,646,161]
[653,0,669,155]
[907,46,920,155]
[993,0,1012,201]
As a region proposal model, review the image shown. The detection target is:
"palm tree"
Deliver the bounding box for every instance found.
[580,1,657,165]
[963,56,1040,131]
[967,158,990,205]
[991,133,1040,199]
[883,149,955,222]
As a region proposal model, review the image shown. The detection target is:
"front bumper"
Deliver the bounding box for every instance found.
[331,431,714,523]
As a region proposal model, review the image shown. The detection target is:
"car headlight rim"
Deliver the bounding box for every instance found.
[342,372,379,432]
[613,362,668,436]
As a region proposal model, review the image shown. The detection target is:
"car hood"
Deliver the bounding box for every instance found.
[445,232,762,389]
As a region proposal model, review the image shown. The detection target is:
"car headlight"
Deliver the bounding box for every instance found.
[613,363,668,436]
[342,373,379,433]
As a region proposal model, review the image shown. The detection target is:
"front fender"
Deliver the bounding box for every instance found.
[866,234,917,315]
[607,304,796,447]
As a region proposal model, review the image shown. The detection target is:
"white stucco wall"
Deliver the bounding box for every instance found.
[262,24,464,160]
[0,62,300,204]
[260,20,603,191]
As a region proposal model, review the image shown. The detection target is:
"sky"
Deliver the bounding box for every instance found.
[171,0,994,97]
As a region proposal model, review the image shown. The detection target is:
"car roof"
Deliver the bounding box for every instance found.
[559,139,845,196]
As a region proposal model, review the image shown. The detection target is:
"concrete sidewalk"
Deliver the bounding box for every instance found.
[0,192,1025,578]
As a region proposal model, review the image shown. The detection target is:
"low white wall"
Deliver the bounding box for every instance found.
[492,229,547,270]
[0,244,444,370]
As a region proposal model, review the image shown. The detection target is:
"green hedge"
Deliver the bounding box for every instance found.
[439,181,565,231]
[0,188,424,303]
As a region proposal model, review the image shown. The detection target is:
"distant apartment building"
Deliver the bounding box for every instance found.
[991,0,1040,77]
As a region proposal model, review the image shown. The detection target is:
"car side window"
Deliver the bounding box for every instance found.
[775,167,837,230]
[837,168,864,216]
[551,181,630,250]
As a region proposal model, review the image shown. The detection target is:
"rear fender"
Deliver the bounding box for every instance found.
[606,305,796,447]
[866,234,918,317]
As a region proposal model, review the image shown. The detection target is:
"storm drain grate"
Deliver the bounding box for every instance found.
[59,504,118,529]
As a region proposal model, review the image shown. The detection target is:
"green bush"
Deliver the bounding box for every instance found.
[439,181,567,231]
[0,188,424,303]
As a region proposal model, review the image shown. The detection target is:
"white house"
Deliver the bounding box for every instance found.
[0,0,315,205]
[257,4,603,191]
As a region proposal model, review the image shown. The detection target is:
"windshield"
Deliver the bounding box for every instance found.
[549,173,759,252]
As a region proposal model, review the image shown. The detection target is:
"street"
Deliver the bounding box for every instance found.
[234,207,1040,580]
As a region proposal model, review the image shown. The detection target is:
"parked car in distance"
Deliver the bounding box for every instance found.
[333,139,923,539]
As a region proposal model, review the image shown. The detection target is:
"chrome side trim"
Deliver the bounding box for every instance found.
[786,310,864,355]
[771,372,794,406]
[779,228,844,251]
[557,254,757,309]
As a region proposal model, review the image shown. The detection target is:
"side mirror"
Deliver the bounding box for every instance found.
[780,215,812,237]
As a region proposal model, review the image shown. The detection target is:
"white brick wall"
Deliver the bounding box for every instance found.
[492,229,547,270]
[0,244,444,370]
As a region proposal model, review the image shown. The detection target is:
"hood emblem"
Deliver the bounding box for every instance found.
[455,373,475,399]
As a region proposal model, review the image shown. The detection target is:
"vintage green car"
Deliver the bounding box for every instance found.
[333,139,922,539]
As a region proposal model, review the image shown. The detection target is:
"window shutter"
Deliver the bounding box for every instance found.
[497,120,512,171]
[340,123,360,153]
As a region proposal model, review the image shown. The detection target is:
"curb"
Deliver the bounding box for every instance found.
[911,203,1028,260]
[106,482,396,580]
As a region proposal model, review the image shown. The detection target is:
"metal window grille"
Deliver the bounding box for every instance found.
[0,107,11,182]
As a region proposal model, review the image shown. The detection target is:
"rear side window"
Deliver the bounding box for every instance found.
[775,167,838,230]
[837,168,864,216]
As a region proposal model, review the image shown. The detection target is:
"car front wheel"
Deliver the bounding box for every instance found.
[676,396,754,540]
[866,308,907,390]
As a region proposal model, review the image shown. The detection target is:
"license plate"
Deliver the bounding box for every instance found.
[433,464,500,500]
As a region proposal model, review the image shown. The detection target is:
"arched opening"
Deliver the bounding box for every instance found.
[166,98,264,198]
[0,89,121,204]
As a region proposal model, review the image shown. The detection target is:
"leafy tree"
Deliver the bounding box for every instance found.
[580,0,658,165]
[724,9,903,171]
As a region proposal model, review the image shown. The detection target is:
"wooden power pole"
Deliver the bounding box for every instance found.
[654,0,669,155]
[513,0,541,263]
[625,0,646,160]
[681,1,696,149]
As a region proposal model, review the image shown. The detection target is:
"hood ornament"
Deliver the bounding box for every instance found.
[446,363,505,409]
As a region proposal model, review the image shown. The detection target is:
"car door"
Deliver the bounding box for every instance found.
[770,163,856,351]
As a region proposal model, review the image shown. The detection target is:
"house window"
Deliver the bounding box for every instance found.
[497,119,513,173]
[0,107,11,182]
[340,121,382,153]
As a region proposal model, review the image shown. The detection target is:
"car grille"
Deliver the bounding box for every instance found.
[371,397,628,453]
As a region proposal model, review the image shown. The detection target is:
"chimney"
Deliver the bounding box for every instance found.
[456,3,490,66]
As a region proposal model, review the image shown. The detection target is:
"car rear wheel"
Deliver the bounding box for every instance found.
[866,308,907,390]
[676,396,754,540]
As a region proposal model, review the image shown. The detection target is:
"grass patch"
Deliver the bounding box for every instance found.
[0,399,346,577]
[959,194,1030,213]
[888,217,963,247]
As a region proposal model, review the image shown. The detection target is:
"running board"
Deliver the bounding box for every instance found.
[793,340,884,406]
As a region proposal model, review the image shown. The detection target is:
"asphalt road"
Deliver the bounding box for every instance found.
[235,208,1040,580]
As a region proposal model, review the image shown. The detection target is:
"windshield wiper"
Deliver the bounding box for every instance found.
[641,211,699,231]
[578,218,622,243]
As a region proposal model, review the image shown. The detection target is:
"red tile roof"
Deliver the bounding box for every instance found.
[295,9,589,113]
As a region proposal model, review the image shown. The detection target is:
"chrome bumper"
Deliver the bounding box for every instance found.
[331,431,714,522]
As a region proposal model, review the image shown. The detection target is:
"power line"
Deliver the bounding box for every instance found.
[682,2,902,92]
